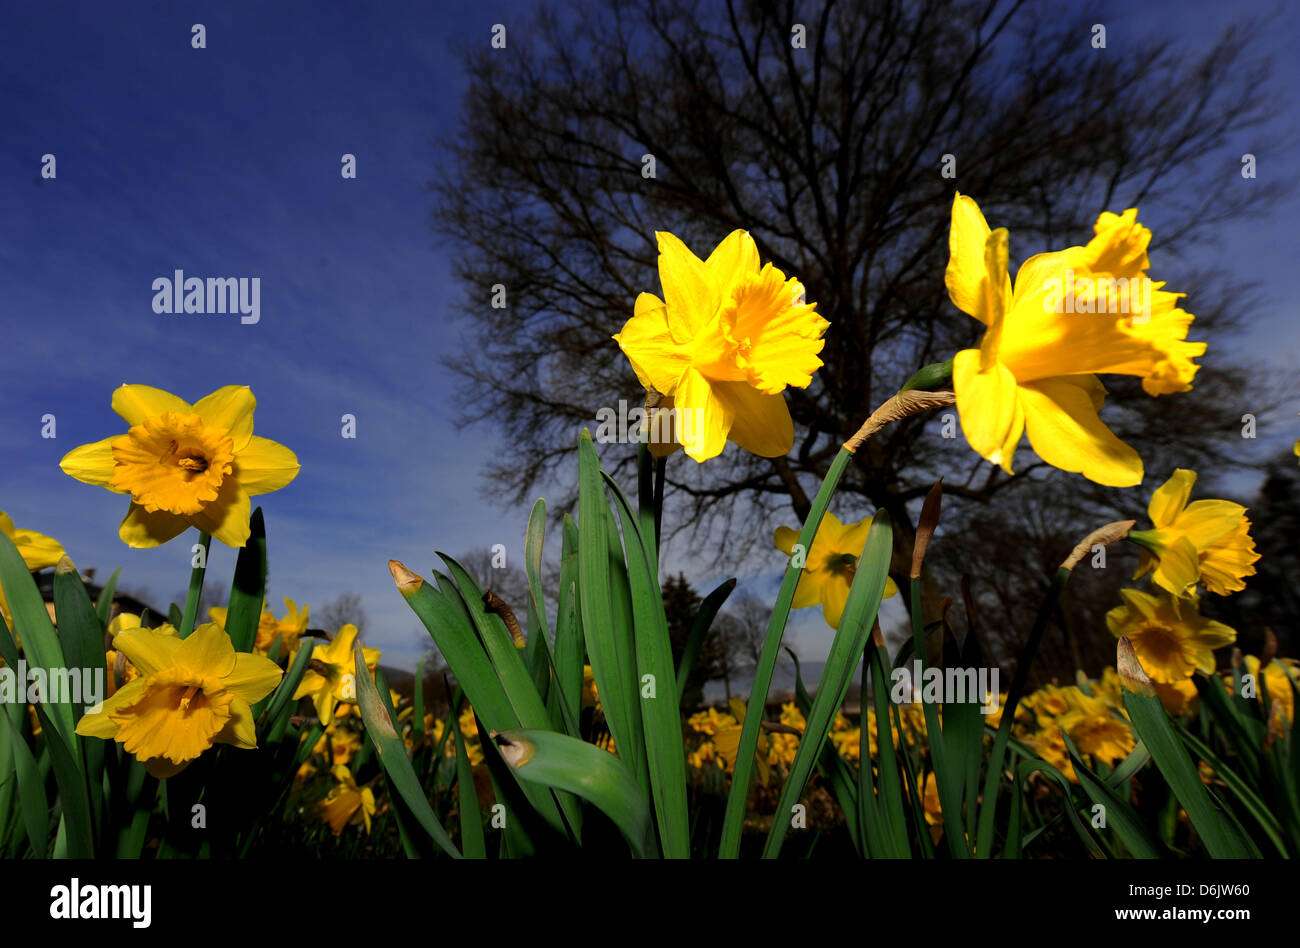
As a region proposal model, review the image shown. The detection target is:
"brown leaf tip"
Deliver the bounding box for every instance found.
[388,559,424,593]
[1116,636,1155,696]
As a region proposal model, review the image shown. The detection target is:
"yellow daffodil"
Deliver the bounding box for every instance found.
[1105,588,1235,684]
[319,764,376,835]
[1058,689,1134,766]
[773,511,899,629]
[945,193,1204,486]
[292,623,380,727]
[0,511,65,625]
[76,622,282,778]
[921,772,944,842]
[613,230,829,461]
[1128,469,1259,597]
[312,729,363,766]
[712,697,771,785]
[59,384,300,548]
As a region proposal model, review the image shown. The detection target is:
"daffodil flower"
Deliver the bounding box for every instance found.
[773,511,899,629]
[1105,588,1235,684]
[319,764,376,835]
[0,511,65,625]
[1128,468,1259,597]
[76,622,282,778]
[292,623,381,727]
[614,230,829,461]
[60,384,299,548]
[945,193,1205,486]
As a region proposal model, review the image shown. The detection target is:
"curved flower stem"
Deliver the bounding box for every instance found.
[178,530,212,639]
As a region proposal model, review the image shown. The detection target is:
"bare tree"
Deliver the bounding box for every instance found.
[317,591,368,635]
[430,0,1287,673]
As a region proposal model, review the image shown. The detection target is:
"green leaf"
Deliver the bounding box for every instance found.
[52,562,105,722]
[604,472,691,858]
[577,431,645,787]
[449,703,486,858]
[31,701,93,857]
[3,709,48,855]
[225,510,267,652]
[675,578,736,705]
[395,566,571,839]
[494,728,655,858]
[93,567,122,627]
[1122,679,1259,858]
[1061,730,1163,858]
[352,643,461,858]
[177,531,212,639]
[552,514,584,738]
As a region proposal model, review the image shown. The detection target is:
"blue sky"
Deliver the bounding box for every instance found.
[2,1,1297,670]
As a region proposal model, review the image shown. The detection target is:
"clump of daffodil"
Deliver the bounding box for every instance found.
[944,193,1204,486]
[1105,588,1235,684]
[210,596,309,657]
[1230,656,1300,725]
[319,764,376,836]
[59,384,300,548]
[293,623,381,727]
[613,230,829,461]
[1128,468,1259,598]
[773,511,899,629]
[0,511,65,626]
[76,622,282,778]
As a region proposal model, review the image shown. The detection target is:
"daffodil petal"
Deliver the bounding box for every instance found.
[612,293,692,395]
[10,528,65,570]
[114,627,185,677]
[674,367,732,462]
[224,652,284,705]
[704,229,760,282]
[953,348,1023,475]
[712,382,793,457]
[111,384,191,426]
[820,579,850,629]
[214,698,258,749]
[59,436,122,489]
[773,525,801,557]
[945,192,994,323]
[118,502,191,549]
[192,385,256,452]
[189,483,252,548]
[176,622,239,678]
[656,231,717,344]
[76,678,148,737]
[1147,468,1195,527]
[1019,376,1142,487]
[234,436,300,496]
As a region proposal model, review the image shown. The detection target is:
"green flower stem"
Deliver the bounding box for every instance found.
[178,530,212,639]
